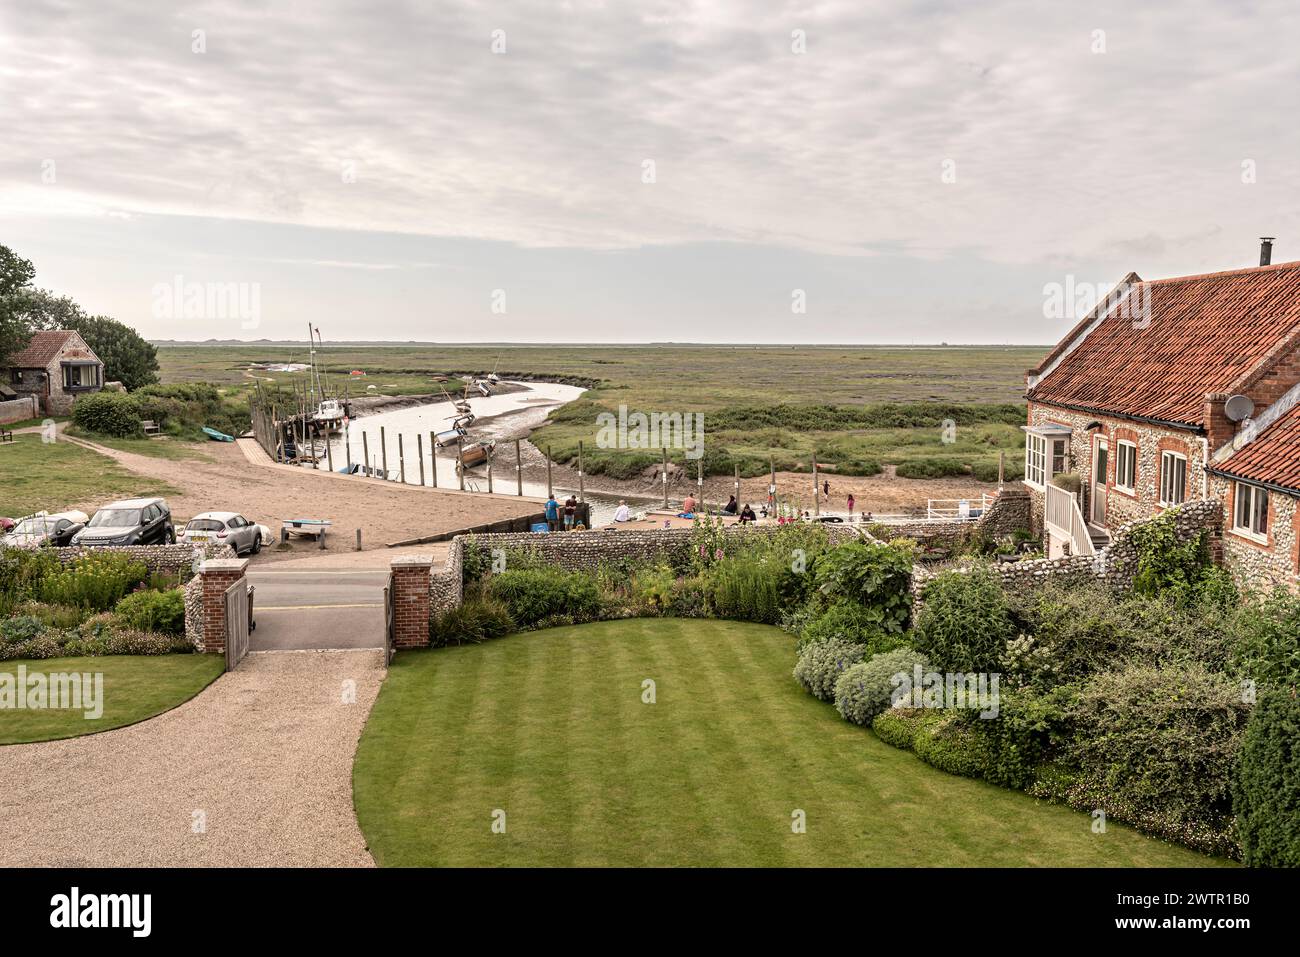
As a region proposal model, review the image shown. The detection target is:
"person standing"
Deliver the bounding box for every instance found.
[847,492,855,516]
[822,479,830,498]
[563,495,578,530]
[544,494,559,531]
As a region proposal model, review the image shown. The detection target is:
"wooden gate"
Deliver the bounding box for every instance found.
[224,578,250,671]
[382,571,395,667]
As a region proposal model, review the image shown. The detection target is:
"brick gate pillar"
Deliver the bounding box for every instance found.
[391,555,433,649]
[198,558,250,654]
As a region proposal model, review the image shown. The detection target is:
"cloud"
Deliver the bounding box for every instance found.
[2,0,1297,270]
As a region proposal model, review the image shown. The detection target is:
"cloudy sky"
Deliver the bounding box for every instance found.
[2,0,1298,343]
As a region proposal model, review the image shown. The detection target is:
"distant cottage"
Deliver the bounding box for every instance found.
[3,329,105,416]
[1025,240,1300,591]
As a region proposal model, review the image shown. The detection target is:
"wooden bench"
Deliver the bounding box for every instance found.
[141,419,162,437]
[0,427,13,443]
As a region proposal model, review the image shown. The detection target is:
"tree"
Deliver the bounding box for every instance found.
[16,288,160,390]
[0,243,36,367]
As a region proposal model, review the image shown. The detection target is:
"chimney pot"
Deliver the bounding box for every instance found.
[1260,237,1275,266]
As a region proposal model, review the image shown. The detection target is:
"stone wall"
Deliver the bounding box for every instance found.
[867,487,1033,547]
[911,499,1225,616]
[0,395,37,425]
[47,542,234,575]
[429,522,864,614]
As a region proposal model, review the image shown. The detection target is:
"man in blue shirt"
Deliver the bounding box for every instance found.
[544,494,559,531]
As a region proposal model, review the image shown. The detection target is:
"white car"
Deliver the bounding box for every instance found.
[180,512,263,556]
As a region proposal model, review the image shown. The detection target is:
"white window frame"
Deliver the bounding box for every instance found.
[1115,439,1137,493]
[1233,482,1269,542]
[1023,432,1069,489]
[1158,451,1187,507]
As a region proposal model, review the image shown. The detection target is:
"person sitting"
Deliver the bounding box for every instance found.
[681,494,696,515]
[613,500,631,522]
[738,504,757,524]
[723,495,738,515]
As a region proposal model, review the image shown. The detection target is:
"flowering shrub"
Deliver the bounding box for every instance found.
[833,648,930,725]
[688,514,728,571]
[38,553,147,612]
[793,636,867,701]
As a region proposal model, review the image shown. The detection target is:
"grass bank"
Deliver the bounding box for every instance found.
[0,654,224,745]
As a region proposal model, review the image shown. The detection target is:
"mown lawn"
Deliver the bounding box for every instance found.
[0,433,180,518]
[0,654,224,745]
[353,619,1228,867]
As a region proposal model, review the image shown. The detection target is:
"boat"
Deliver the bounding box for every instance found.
[435,426,467,449]
[456,440,495,470]
[313,397,344,432]
[202,426,235,442]
[487,356,501,384]
[474,379,492,397]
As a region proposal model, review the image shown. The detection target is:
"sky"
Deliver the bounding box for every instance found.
[2,0,1299,343]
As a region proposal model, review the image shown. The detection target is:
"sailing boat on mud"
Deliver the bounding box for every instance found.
[308,324,344,432]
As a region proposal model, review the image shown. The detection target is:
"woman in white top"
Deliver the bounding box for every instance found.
[613,501,631,522]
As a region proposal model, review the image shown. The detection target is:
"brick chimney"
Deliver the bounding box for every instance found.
[1203,392,1236,453]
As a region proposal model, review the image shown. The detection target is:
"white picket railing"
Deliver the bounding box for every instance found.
[924,493,997,521]
[1045,483,1094,556]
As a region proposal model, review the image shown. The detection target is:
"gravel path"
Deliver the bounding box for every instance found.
[0,650,384,867]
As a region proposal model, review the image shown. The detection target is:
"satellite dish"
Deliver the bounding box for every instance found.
[1224,394,1255,422]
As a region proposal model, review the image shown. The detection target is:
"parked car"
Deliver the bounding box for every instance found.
[1,510,89,548]
[180,512,263,556]
[72,498,175,547]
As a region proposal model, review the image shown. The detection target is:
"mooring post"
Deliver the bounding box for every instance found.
[325,433,334,473]
[362,432,370,478]
[998,451,1005,488]
[417,434,426,486]
[345,421,352,470]
[487,456,494,495]
[662,447,669,507]
[578,440,584,503]
[516,439,523,496]
[430,432,438,487]
[734,463,740,510]
[398,434,406,484]
[812,451,820,517]
[355,528,362,551]
[458,446,465,491]
[698,458,704,512]
[380,426,389,481]
[546,444,553,498]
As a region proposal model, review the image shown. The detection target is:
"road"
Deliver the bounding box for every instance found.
[247,568,388,650]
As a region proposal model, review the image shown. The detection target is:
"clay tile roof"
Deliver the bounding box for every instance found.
[1212,403,1300,492]
[1028,261,1300,427]
[6,330,76,368]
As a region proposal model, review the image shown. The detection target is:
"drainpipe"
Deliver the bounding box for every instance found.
[1199,437,1209,498]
